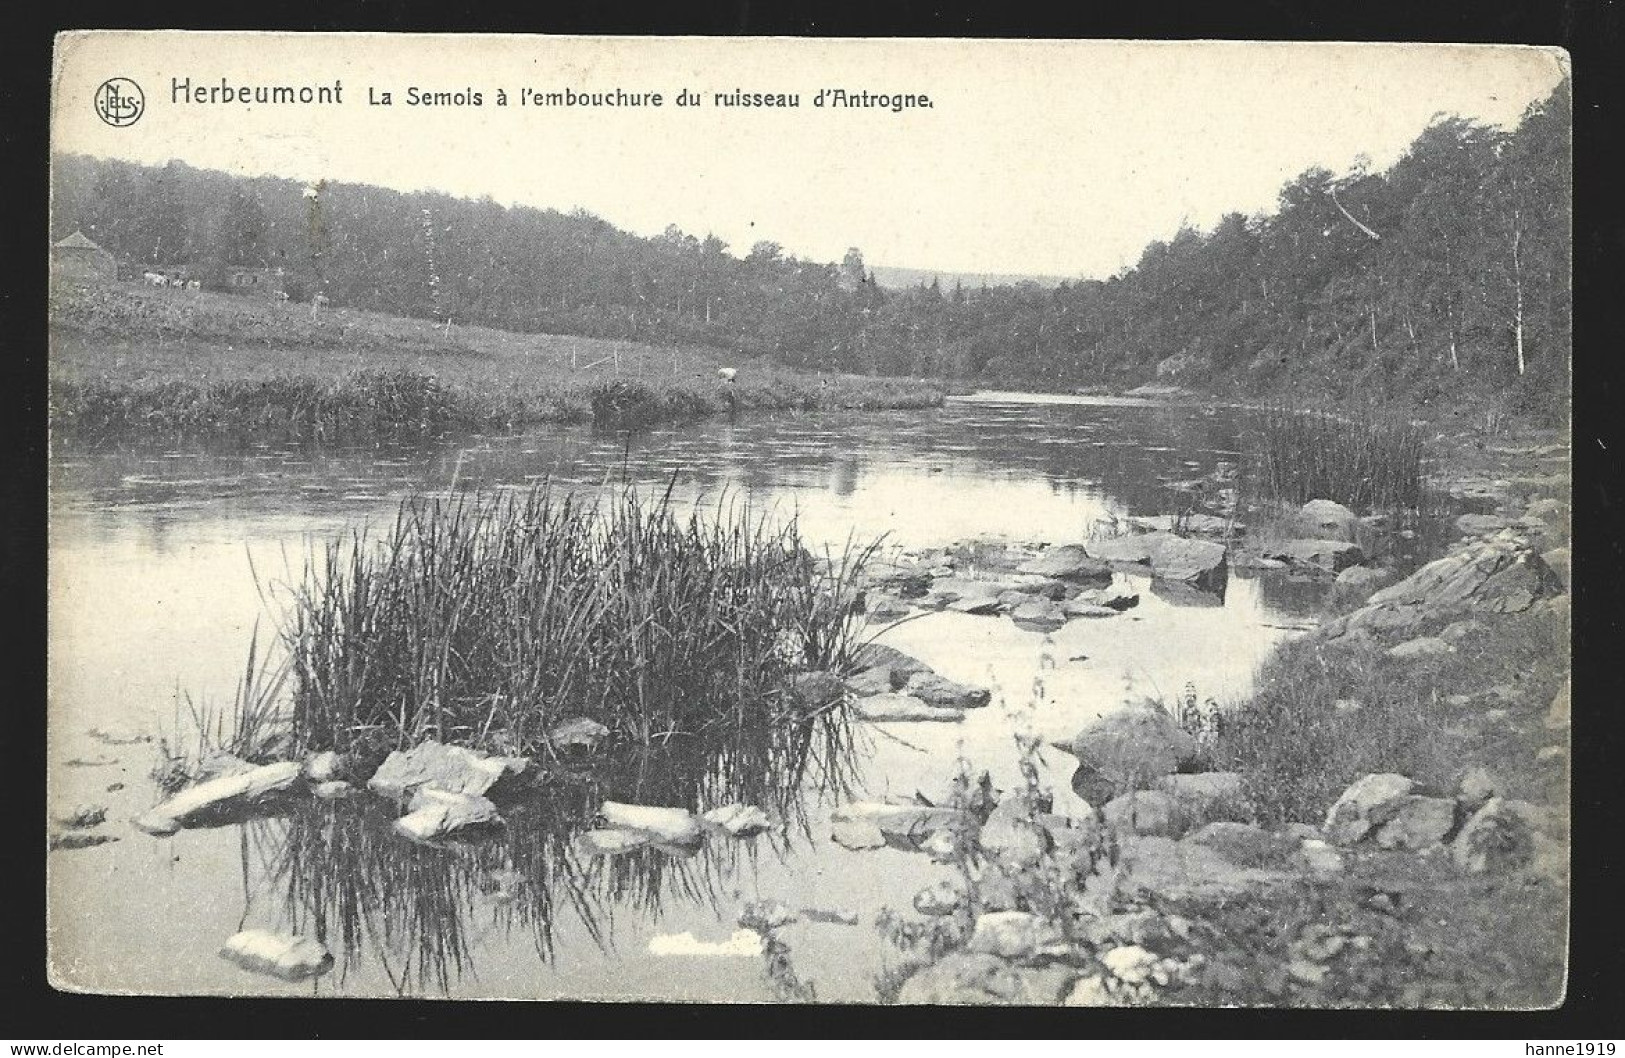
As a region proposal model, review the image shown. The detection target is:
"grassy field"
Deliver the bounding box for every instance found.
[48,282,947,443]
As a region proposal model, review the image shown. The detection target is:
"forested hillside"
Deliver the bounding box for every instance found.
[51,79,1569,420]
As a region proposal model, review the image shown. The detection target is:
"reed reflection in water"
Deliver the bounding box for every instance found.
[239,710,861,996]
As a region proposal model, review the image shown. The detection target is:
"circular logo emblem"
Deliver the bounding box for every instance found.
[94,78,145,127]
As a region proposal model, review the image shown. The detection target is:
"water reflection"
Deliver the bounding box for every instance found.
[242,716,858,996]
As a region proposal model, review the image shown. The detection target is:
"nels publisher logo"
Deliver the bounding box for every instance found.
[94,77,145,127]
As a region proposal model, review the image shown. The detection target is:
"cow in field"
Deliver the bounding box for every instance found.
[142,272,166,286]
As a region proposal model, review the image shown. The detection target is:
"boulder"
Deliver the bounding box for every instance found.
[853,693,965,723]
[1323,773,1416,846]
[1264,539,1365,574]
[1456,766,1500,810]
[136,761,303,836]
[312,780,355,800]
[393,788,501,843]
[1102,944,1159,985]
[1335,565,1391,590]
[1299,500,1361,542]
[1062,601,1121,619]
[1183,822,1299,869]
[865,594,913,621]
[365,741,530,801]
[977,795,1051,868]
[219,929,333,981]
[830,818,887,851]
[851,643,934,683]
[1452,797,1536,875]
[1009,597,1067,627]
[1372,796,1458,851]
[1058,698,1198,804]
[1142,533,1229,592]
[902,671,991,709]
[1327,537,1564,637]
[1016,545,1114,584]
[965,911,1070,960]
[831,801,964,844]
[1296,838,1345,875]
[600,801,702,846]
[1456,513,1514,537]
[1102,790,1180,837]
[945,593,1005,615]
[1153,772,1251,827]
[1113,835,1298,903]
[647,929,765,958]
[1087,535,1157,565]
[1129,513,1234,536]
[1438,619,1486,644]
[1545,679,1570,730]
[545,717,612,754]
[301,751,347,784]
[1385,636,1454,660]
[895,953,1077,1006]
[701,803,773,837]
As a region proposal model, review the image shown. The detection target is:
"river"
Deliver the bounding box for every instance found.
[47,393,1330,1001]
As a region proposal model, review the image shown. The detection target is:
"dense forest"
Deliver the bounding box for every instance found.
[51,79,1570,419]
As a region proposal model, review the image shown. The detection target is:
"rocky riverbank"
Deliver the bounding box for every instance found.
[863,428,1570,1007]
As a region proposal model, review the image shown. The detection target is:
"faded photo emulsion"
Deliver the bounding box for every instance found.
[47,33,1572,1006]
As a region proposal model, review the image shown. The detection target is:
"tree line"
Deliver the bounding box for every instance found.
[51,78,1569,418]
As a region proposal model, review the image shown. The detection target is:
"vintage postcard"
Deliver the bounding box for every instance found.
[47,33,1571,1005]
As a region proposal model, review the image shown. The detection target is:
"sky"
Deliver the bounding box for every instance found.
[52,34,1568,279]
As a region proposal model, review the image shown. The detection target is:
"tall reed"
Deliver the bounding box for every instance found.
[1243,404,1425,513]
[281,479,874,763]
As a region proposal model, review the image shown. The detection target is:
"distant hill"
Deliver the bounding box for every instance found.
[868,265,1075,291]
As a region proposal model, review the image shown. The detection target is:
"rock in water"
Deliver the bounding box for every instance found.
[220,929,333,981]
[1142,533,1229,592]
[1323,773,1415,846]
[1016,544,1115,583]
[702,803,772,837]
[49,832,118,852]
[1264,539,1366,574]
[393,788,502,843]
[366,741,530,800]
[301,750,347,784]
[600,801,702,846]
[575,828,655,857]
[852,693,965,723]
[136,761,303,836]
[901,671,991,709]
[647,929,764,958]
[1058,698,1198,804]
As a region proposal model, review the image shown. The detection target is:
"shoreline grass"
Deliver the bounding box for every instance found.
[1242,404,1425,514]
[49,282,946,445]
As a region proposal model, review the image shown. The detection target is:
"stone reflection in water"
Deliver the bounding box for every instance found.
[242,714,859,997]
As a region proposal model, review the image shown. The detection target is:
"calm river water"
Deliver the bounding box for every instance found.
[48,393,1329,1001]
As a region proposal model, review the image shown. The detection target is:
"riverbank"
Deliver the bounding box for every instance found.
[47,282,947,444]
[860,423,1571,1007]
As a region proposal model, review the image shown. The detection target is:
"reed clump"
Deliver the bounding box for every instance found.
[282,480,874,762]
[1244,404,1425,513]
